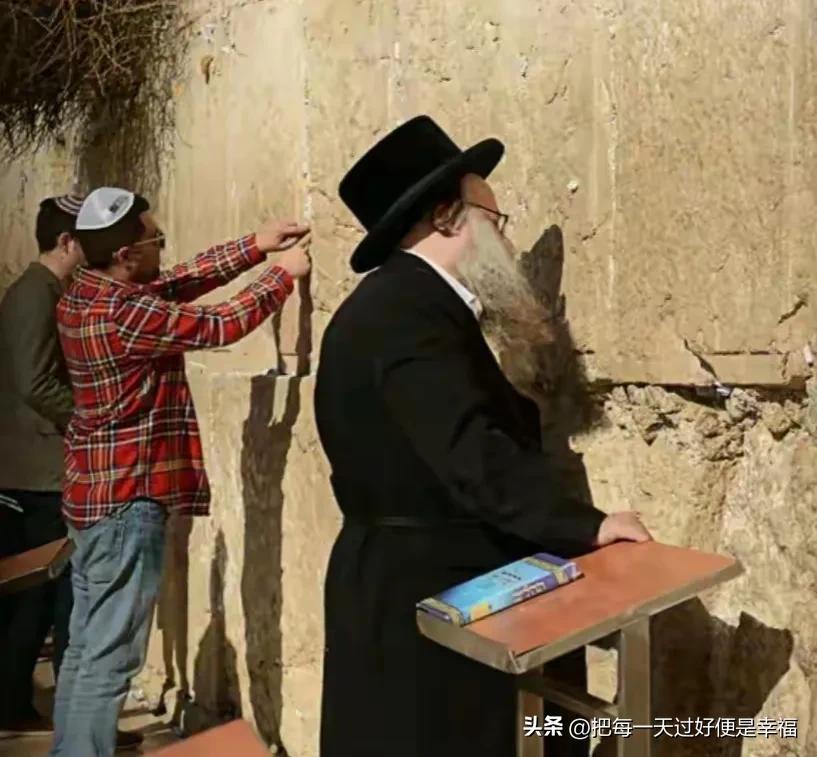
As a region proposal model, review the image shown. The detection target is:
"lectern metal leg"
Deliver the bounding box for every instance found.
[516,687,544,757]
[514,618,651,756]
[616,617,651,757]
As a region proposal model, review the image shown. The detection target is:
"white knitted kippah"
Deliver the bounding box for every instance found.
[76,187,135,231]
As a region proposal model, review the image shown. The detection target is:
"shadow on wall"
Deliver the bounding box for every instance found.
[189,529,242,730]
[240,374,303,754]
[515,223,604,509]
[271,277,314,376]
[651,601,793,757]
[154,513,192,724]
[594,601,793,757]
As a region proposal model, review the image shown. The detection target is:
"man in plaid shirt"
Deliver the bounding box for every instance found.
[50,187,311,757]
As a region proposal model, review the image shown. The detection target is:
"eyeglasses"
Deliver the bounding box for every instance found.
[465,201,509,235]
[130,233,166,251]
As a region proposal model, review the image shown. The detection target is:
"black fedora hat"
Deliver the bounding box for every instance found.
[339,115,504,273]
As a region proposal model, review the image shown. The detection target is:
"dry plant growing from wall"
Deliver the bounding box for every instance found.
[0,0,187,195]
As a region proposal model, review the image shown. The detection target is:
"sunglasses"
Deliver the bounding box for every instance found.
[130,233,166,251]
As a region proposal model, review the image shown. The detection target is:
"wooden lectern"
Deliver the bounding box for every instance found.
[0,538,74,596]
[417,541,742,757]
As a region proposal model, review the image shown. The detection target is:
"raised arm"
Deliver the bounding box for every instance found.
[148,222,309,303]
[147,234,264,303]
[114,264,292,357]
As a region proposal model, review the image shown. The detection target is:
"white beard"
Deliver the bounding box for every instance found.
[457,212,558,400]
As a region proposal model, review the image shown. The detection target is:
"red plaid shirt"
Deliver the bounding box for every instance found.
[57,234,292,528]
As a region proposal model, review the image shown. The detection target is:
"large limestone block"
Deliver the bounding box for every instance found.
[314,0,621,369]
[598,0,817,385]
[312,0,817,387]
[158,0,309,375]
[396,0,615,288]
[303,0,399,331]
[390,0,618,367]
[278,375,340,757]
[138,369,338,757]
[139,365,251,726]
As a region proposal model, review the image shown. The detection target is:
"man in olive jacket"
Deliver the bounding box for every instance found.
[0,194,83,733]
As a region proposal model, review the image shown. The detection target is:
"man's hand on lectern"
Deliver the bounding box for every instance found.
[594,511,653,547]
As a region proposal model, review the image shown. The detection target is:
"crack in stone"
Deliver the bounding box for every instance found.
[682,337,722,385]
[778,297,807,325]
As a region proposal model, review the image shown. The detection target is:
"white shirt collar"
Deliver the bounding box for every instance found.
[401,249,482,319]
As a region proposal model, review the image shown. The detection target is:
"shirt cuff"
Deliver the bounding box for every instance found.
[240,233,266,266]
[269,265,294,294]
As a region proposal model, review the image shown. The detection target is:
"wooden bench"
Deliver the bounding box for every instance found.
[0,538,73,596]
[147,720,269,756]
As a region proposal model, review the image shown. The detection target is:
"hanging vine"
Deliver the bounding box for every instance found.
[0,1,186,160]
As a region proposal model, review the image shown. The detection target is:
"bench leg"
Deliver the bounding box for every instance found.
[616,618,651,757]
[516,687,544,757]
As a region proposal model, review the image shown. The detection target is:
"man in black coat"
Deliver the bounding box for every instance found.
[0,195,83,735]
[315,116,651,757]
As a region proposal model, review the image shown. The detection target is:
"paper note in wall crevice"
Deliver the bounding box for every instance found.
[417,552,583,627]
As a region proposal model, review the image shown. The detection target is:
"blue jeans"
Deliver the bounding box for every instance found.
[50,499,167,757]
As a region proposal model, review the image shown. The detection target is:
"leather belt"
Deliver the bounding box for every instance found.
[344,515,481,529]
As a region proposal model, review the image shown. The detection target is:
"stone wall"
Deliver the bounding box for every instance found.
[1,1,816,755]
[0,145,77,293]
[581,385,816,757]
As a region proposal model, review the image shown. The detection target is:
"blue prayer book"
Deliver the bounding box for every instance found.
[417,552,582,626]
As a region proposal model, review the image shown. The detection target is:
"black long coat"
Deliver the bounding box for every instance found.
[315,252,605,757]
